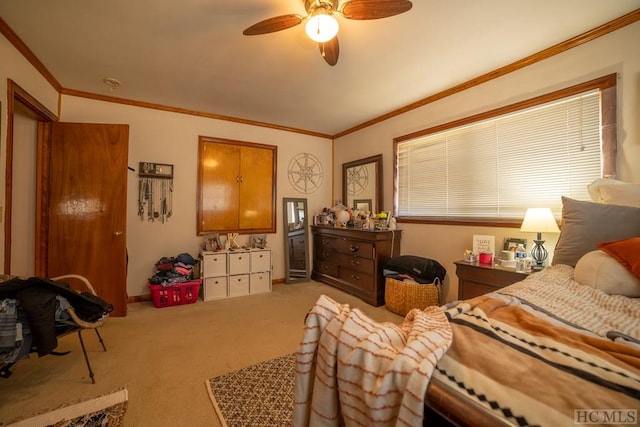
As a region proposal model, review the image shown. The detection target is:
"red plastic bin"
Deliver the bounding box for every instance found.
[148,280,202,308]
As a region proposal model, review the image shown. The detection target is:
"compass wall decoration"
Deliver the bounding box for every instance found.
[288,153,324,194]
[346,164,369,196]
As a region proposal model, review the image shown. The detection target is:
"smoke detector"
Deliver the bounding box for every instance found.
[103,77,121,91]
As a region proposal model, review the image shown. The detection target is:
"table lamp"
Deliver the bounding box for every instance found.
[520,208,560,270]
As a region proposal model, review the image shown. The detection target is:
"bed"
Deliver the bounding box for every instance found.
[294,179,640,426]
[424,180,640,426]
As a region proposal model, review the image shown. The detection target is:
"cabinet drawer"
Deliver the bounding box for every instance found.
[336,239,374,259]
[229,274,250,297]
[251,250,271,272]
[250,272,271,294]
[337,254,374,275]
[203,276,228,300]
[315,260,339,277]
[338,267,375,293]
[316,236,338,251]
[315,248,338,264]
[229,252,250,275]
[202,252,227,276]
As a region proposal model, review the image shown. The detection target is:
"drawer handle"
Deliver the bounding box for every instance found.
[322,252,330,258]
[349,245,359,252]
[259,254,263,258]
[351,274,360,280]
[350,259,360,265]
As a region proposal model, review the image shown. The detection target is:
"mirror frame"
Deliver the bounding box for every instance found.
[342,154,383,213]
[282,197,310,284]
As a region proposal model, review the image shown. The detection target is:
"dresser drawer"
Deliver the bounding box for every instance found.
[338,267,375,293]
[202,252,227,277]
[203,276,228,300]
[337,254,374,275]
[250,272,271,294]
[251,250,271,273]
[229,274,250,297]
[316,236,338,251]
[314,260,339,277]
[315,247,338,264]
[229,252,250,275]
[336,239,374,259]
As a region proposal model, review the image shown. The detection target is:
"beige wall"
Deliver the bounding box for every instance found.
[60,96,333,297]
[334,21,640,302]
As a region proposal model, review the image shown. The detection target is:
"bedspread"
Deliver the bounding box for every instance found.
[431,265,640,426]
[294,295,452,427]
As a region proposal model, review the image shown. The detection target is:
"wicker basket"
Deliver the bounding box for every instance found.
[384,277,441,316]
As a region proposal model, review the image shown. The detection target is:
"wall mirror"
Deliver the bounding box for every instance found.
[283,198,310,284]
[342,154,383,214]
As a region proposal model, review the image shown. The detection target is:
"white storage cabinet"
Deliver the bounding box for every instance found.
[201,249,271,301]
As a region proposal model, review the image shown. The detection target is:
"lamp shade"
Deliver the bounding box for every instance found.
[520,208,560,233]
[305,11,339,43]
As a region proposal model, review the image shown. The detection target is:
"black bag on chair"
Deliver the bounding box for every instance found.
[384,255,446,282]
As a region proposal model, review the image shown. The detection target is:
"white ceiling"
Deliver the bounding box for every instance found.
[1,1,638,136]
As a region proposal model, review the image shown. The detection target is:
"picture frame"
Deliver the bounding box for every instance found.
[504,237,527,252]
[473,234,495,254]
[353,199,372,213]
[250,234,267,249]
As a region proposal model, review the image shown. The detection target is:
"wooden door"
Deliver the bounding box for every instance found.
[198,141,240,231]
[46,122,129,316]
[239,146,273,230]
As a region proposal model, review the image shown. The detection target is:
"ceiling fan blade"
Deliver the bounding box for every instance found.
[341,0,412,20]
[243,14,303,35]
[319,37,339,66]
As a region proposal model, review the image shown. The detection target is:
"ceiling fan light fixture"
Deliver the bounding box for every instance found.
[305,9,339,43]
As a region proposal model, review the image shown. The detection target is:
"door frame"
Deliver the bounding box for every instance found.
[4,79,57,275]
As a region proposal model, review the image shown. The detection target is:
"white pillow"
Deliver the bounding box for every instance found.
[587,178,640,207]
[574,250,640,297]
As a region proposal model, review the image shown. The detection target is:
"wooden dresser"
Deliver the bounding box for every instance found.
[311,225,401,306]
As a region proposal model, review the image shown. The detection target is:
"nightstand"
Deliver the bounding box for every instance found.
[455,260,530,300]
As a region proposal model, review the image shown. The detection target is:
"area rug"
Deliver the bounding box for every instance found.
[5,388,128,427]
[206,353,296,427]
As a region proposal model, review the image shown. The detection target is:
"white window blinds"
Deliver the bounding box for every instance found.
[396,90,602,220]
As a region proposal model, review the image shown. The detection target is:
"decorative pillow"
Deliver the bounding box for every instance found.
[574,250,640,297]
[587,178,640,207]
[552,197,640,267]
[597,237,640,279]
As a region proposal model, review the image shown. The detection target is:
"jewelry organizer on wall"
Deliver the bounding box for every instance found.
[138,162,174,223]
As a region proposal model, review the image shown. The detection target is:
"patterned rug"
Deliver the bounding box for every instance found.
[5,388,128,426]
[206,353,296,427]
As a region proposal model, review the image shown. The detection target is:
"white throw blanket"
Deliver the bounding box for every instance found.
[293,295,452,427]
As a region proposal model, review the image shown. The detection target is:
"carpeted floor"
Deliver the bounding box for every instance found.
[206,353,296,427]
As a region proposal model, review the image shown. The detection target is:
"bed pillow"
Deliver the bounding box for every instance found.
[596,237,640,279]
[587,178,640,207]
[574,250,640,297]
[552,197,640,267]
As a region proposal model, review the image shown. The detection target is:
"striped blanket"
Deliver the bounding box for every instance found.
[432,264,640,426]
[294,295,452,426]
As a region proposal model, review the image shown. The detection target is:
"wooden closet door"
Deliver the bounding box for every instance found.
[47,122,129,316]
[239,146,274,230]
[198,141,240,231]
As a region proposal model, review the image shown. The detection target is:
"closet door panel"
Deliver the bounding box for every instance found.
[198,141,240,231]
[239,146,274,231]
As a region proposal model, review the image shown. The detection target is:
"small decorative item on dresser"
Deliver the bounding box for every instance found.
[478,252,493,265]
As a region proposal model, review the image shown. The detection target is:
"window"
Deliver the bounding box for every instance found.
[394,74,617,225]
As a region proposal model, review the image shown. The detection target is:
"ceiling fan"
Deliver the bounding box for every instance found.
[243,0,413,66]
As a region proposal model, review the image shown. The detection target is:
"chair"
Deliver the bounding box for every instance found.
[51,274,108,384]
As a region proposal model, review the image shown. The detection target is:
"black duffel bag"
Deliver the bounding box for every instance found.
[384,255,446,282]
